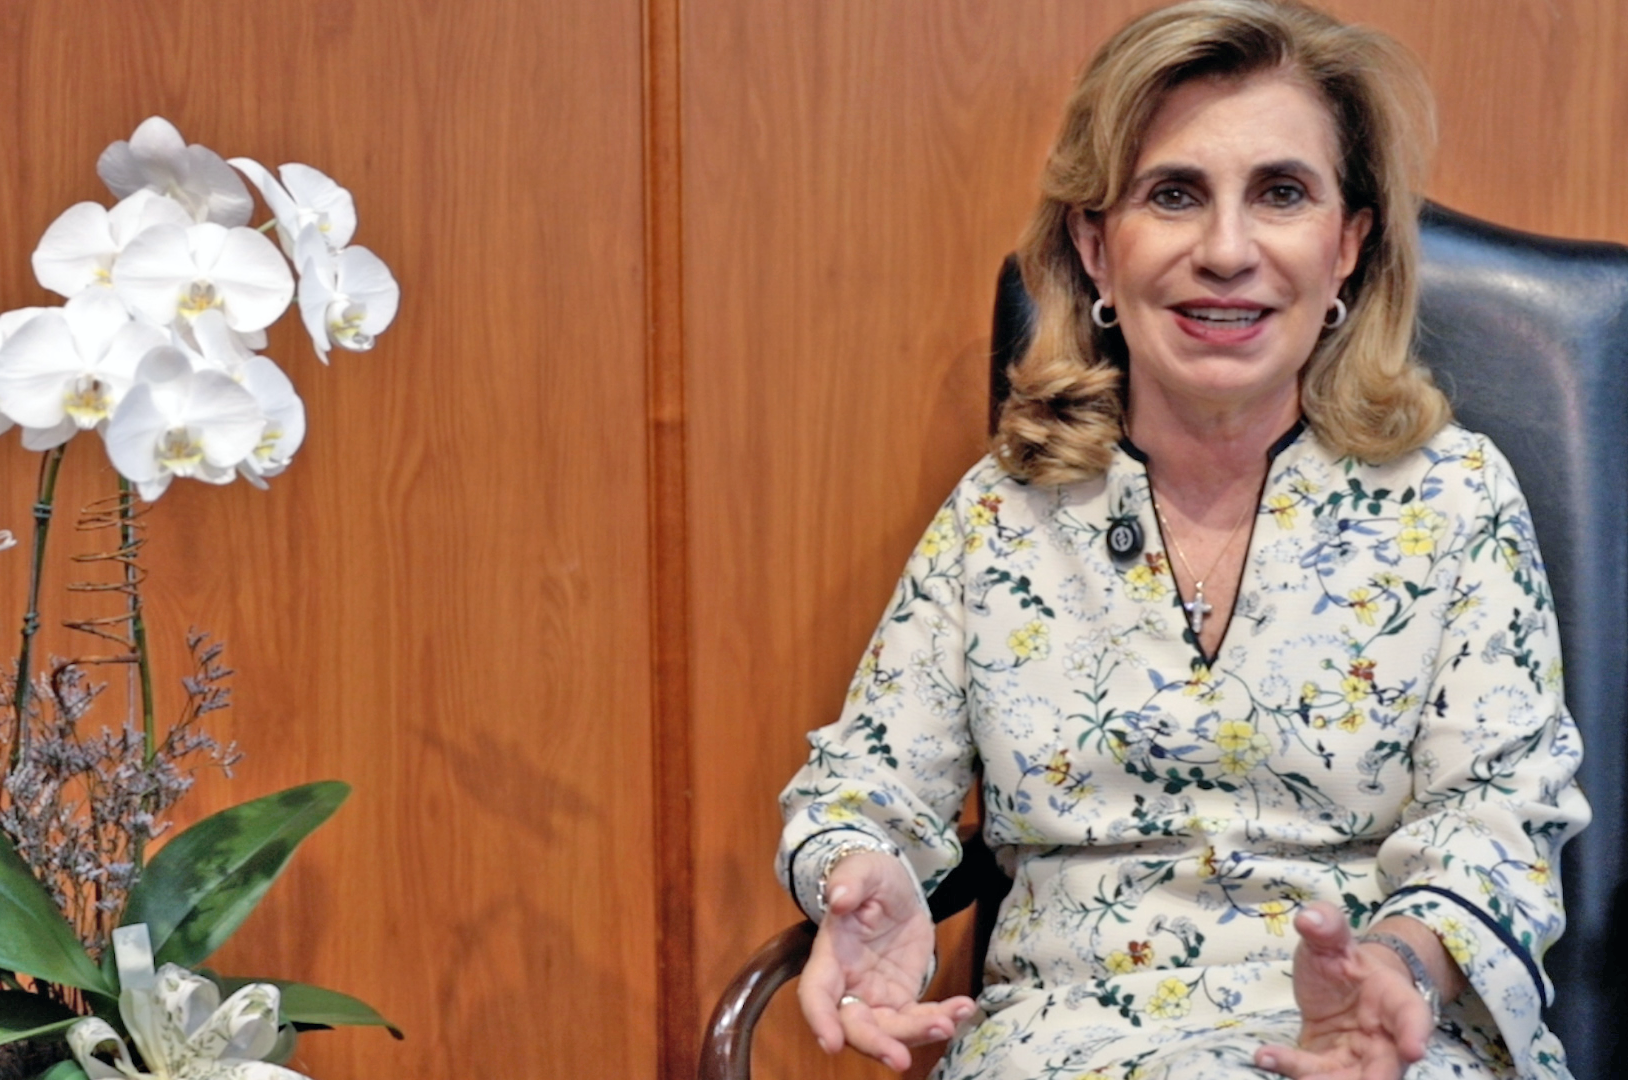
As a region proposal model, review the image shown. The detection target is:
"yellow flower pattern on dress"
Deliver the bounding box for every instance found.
[1347,587,1379,626]
[1398,503,1441,557]
[1543,659,1563,691]
[1144,978,1193,1020]
[1008,619,1051,662]
[1438,916,1480,966]
[1257,899,1294,936]
[1215,719,1270,774]
[1182,667,1222,704]
[1266,493,1297,529]
[780,427,1585,1080]
[1124,563,1168,602]
[918,509,959,559]
[825,789,867,822]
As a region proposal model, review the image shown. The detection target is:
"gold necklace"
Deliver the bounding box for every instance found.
[1152,492,1257,637]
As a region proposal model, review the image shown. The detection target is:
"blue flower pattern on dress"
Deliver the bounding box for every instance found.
[779,426,1588,1079]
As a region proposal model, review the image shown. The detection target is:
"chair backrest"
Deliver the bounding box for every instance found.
[988,203,1628,1080]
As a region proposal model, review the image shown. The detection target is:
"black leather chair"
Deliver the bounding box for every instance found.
[700,203,1628,1080]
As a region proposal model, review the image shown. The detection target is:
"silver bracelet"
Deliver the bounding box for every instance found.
[1359,931,1441,1026]
[816,836,899,915]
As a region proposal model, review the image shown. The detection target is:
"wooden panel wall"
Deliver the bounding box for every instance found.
[0,2,656,1079]
[0,3,1621,1080]
[682,3,1628,1079]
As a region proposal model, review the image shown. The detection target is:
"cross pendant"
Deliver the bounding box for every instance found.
[1184,585,1213,635]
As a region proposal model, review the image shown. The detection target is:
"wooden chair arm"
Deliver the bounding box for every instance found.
[697,920,817,1080]
[697,832,1007,1080]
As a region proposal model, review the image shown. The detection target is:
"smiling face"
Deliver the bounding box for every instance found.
[1070,72,1372,431]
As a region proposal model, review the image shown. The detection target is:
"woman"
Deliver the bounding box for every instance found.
[776,2,1589,1079]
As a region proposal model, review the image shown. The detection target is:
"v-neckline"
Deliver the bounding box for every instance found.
[1120,419,1307,670]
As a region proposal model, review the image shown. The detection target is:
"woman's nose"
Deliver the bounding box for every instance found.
[1194,205,1258,280]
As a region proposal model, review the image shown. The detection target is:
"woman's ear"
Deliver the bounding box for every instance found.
[1067,206,1111,304]
[1336,206,1374,284]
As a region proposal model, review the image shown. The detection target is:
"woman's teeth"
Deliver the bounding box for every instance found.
[1179,307,1265,324]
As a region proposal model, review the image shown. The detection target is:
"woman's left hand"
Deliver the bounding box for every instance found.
[1254,902,1439,1080]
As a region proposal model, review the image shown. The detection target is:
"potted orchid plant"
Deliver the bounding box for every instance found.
[0,118,401,1080]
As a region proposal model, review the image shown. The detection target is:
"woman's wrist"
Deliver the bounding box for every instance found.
[789,829,918,921]
[1362,915,1469,1006]
[816,836,900,914]
[1358,930,1441,1024]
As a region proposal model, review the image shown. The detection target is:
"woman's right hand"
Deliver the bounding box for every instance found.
[797,850,978,1071]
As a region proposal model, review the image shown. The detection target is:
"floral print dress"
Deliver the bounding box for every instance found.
[778,423,1589,1080]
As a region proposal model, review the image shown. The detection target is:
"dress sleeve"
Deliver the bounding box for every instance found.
[776,469,984,922]
[1372,434,1591,1078]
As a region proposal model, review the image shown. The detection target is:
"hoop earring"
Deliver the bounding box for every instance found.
[1091,298,1119,329]
[1323,298,1348,329]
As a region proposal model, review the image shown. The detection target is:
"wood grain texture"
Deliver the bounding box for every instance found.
[0,2,656,1079]
[645,0,700,1075]
[1323,0,1628,242]
[0,0,1622,1077]
[681,3,1627,1078]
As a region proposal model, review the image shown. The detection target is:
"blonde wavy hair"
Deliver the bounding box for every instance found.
[993,0,1448,485]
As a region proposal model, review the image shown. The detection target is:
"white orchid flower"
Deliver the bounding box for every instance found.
[184,309,258,381]
[68,925,309,1080]
[295,228,398,361]
[0,306,51,437]
[32,190,194,299]
[104,347,265,501]
[236,357,306,488]
[97,117,254,227]
[176,310,306,488]
[0,290,166,449]
[229,158,356,260]
[114,223,294,334]
[0,307,48,339]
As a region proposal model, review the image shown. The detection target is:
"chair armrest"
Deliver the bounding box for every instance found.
[698,920,817,1080]
[698,833,1010,1080]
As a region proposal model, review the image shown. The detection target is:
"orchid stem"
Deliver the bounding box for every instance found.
[119,477,156,871]
[119,478,155,764]
[9,445,66,774]
[257,218,277,234]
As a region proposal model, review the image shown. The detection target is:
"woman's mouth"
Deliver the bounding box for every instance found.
[1173,305,1267,326]
[1170,304,1271,343]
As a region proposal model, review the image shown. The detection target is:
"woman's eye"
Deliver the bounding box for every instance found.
[1262,183,1306,208]
[1149,186,1195,210]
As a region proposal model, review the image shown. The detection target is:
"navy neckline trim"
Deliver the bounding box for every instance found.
[1118,417,1308,466]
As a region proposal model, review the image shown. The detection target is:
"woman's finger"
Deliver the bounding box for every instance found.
[1293,903,1356,964]
[1254,1041,1349,1080]
[869,998,973,1046]
[838,1000,913,1072]
[824,850,912,918]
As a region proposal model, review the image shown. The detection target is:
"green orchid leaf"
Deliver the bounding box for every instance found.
[214,977,403,1039]
[0,837,109,994]
[80,992,117,1023]
[0,990,79,1046]
[122,781,349,968]
[37,1061,89,1080]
